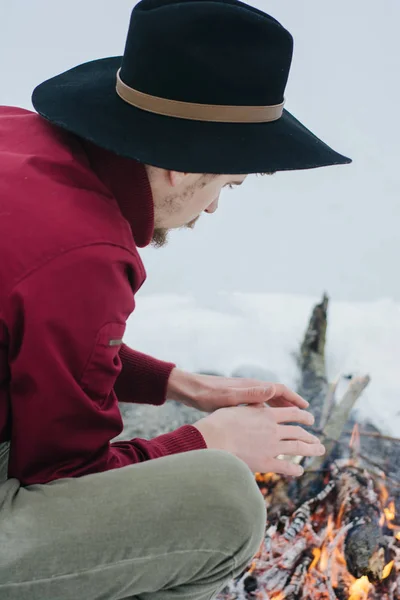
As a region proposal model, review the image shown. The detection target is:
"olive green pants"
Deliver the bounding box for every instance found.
[0,442,266,600]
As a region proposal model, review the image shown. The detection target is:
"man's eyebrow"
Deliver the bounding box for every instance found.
[230,180,244,185]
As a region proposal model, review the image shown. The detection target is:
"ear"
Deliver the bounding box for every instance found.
[167,170,188,187]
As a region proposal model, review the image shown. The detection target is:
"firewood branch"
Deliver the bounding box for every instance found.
[306,375,371,474]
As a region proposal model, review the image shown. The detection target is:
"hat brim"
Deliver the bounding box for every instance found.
[32,56,351,174]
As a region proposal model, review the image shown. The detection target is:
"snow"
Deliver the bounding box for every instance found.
[128,292,400,436]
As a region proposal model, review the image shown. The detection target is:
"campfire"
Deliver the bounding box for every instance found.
[217,296,400,600]
[218,450,399,600]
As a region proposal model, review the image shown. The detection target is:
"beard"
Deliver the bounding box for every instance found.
[150,173,214,248]
[151,215,200,248]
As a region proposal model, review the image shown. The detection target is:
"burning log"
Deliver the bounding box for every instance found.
[284,461,390,583]
[334,465,389,582]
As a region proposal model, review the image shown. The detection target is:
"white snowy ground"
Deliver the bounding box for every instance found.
[125,292,400,437]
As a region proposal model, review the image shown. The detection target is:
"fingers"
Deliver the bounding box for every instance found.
[271,406,315,426]
[268,383,309,408]
[279,425,320,444]
[228,383,309,409]
[277,440,326,457]
[265,458,304,478]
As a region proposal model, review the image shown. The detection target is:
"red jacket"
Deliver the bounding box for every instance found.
[0,106,206,486]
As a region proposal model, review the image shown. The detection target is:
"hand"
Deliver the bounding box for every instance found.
[167,369,309,412]
[192,404,325,476]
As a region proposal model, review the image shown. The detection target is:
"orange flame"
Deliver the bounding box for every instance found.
[382,560,394,579]
[348,576,372,600]
[383,499,400,532]
[247,563,256,575]
[384,500,396,522]
[378,480,389,506]
[319,546,329,572]
[309,547,321,571]
[255,472,280,484]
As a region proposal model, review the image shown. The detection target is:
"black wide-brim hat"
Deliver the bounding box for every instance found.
[32,0,351,175]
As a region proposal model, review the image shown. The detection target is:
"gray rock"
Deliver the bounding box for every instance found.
[114,401,205,442]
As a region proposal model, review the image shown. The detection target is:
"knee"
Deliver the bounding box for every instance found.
[196,450,266,567]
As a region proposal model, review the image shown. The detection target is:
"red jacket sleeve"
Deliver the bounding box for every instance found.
[115,344,176,405]
[5,244,206,485]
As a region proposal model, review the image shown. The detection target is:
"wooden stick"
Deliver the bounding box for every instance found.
[299,375,370,498]
[323,375,371,443]
[314,375,370,459]
[319,374,341,430]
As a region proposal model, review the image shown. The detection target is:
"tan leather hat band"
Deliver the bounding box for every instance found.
[116,69,284,123]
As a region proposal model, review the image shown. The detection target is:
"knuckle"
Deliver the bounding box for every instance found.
[248,386,264,398]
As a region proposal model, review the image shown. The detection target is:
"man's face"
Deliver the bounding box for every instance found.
[147,168,248,247]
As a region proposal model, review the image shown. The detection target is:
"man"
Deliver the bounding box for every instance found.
[0,1,351,599]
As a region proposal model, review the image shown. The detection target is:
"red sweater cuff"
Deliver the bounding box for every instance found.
[132,425,207,459]
[115,344,176,405]
[151,424,208,455]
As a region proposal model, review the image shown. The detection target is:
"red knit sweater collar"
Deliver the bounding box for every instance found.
[81,140,155,248]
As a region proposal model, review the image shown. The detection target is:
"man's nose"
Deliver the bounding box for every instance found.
[205,197,219,214]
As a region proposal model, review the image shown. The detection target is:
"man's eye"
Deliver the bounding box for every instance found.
[225,184,235,189]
